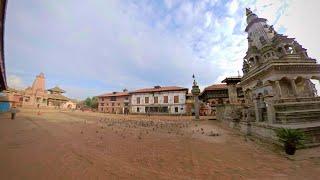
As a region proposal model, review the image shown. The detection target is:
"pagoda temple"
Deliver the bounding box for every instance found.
[47,86,69,107]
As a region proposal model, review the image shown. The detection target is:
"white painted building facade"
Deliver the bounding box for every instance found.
[130,86,188,114]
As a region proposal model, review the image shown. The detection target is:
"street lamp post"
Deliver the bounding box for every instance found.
[191,74,200,120]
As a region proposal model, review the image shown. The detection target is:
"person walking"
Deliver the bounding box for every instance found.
[10,106,18,120]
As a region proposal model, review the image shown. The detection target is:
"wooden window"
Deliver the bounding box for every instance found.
[110,97,116,101]
[174,96,179,103]
[164,96,168,103]
[154,96,158,104]
[137,97,140,104]
[145,97,149,104]
[100,103,104,106]
[112,103,114,106]
[175,107,179,113]
[101,97,104,101]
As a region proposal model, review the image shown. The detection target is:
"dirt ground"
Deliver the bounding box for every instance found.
[0,110,319,180]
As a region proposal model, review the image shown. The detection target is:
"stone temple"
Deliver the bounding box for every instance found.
[217,9,320,146]
[3,73,77,109]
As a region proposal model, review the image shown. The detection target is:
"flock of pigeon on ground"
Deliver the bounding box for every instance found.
[80,117,220,140]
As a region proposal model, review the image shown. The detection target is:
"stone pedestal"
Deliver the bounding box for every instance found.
[194,95,200,119]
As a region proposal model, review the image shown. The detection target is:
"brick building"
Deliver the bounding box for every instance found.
[199,81,244,116]
[97,89,130,114]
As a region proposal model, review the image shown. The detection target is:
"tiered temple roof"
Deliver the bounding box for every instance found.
[48,86,66,93]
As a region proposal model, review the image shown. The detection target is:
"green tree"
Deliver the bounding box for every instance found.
[91,96,98,109]
[84,97,92,107]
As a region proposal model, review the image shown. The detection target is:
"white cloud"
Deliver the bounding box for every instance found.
[6,0,320,98]
[224,17,237,35]
[7,75,25,89]
[274,0,320,61]
[227,0,239,15]
[204,11,213,28]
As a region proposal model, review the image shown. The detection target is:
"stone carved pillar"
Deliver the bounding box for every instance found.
[191,75,200,120]
[264,96,275,124]
[275,80,282,99]
[289,79,298,97]
[253,99,260,122]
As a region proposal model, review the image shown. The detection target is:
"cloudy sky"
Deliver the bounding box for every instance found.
[5,0,320,99]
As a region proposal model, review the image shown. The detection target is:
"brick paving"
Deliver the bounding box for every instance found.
[0,110,319,179]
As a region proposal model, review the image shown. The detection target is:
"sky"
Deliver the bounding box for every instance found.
[5,0,320,99]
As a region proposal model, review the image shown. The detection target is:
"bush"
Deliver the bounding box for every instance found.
[275,128,307,155]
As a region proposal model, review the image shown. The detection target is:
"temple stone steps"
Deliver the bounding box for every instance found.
[274,102,320,112]
[275,109,320,124]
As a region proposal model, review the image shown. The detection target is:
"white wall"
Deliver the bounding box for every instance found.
[131,91,186,114]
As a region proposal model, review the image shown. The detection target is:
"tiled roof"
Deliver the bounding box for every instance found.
[221,76,242,83]
[48,86,65,93]
[130,86,188,94]
[98,91,129,97]
[48,93,69,101]
[204,84,227,91]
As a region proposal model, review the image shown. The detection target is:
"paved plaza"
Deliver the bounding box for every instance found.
[0,110,319,179]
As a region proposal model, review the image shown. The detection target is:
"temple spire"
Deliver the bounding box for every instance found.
[246,8,252,16]
[245,8,259,24]
[31,72,46,92]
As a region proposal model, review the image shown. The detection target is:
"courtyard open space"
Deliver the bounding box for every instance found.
[0,110,319,179]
